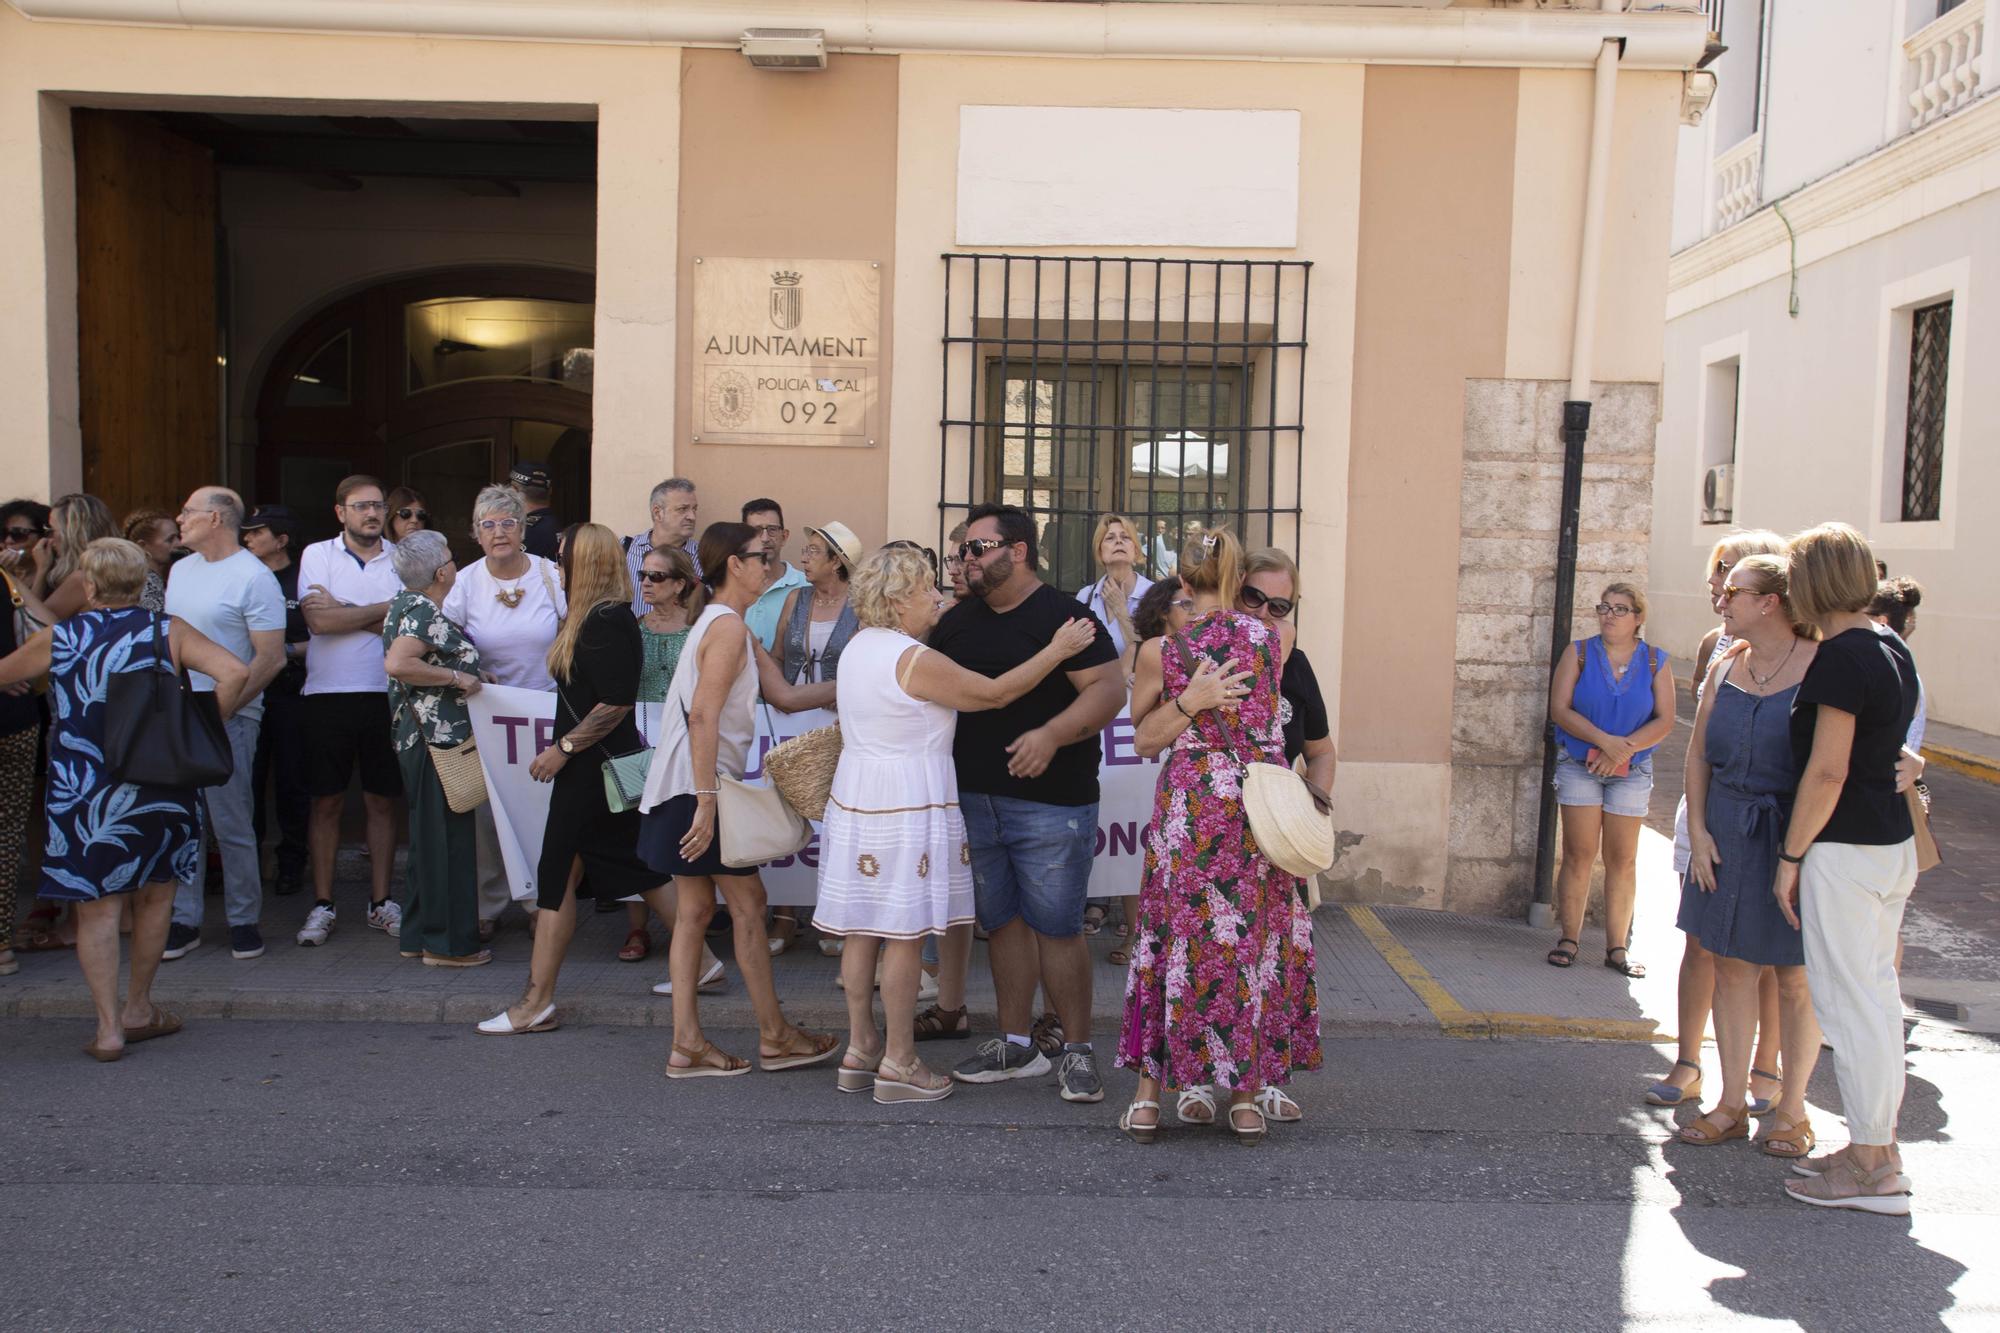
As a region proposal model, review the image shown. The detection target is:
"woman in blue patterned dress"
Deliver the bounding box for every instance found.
[0,538,250,1060]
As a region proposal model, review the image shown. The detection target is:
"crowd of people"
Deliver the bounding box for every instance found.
[1545,524,1931,1215]
[0,472,1939,1194]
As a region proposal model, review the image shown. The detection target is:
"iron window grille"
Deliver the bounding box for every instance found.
[938,254,1310,597]
[1901,299,1951,522]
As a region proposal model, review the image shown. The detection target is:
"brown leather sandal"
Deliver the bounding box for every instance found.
[664,1038,750,1079]
[913,1004,968,1042]
[759,1027,839,1072]
[1758,1112,1816,1159]
[1679,1103,1750,1146]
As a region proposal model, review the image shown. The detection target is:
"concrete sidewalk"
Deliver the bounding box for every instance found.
[1924,716,2000,785]
[7,822,1995,1040]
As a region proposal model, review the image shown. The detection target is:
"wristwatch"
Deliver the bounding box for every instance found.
[559,737,577,755]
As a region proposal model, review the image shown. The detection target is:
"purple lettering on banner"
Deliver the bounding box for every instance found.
[533,717,556,755]
[493,716,529,764]
[1108,821,1141,858]
[799,835,819,870]
[1102,715,1153,767]
[1092,824,1107,856]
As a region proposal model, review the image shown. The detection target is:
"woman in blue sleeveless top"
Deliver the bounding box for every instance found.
[1546,582,1676,976]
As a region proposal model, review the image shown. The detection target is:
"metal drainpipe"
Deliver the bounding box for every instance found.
[1528,25,1624,926]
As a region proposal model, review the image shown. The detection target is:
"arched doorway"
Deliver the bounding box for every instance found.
[255,265,593,562]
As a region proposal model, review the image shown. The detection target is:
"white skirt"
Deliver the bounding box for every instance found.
[813,796,974,939]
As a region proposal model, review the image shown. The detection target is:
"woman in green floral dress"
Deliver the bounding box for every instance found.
[382,530,489,966]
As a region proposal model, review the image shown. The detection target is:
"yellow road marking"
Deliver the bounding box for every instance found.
[1922,743,2000,786]
[1344,905,1663,1043]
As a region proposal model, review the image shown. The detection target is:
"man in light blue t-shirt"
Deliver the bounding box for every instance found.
[162,487,287,963]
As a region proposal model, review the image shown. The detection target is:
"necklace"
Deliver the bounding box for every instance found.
[812,587,843,610]
[1743,636,1798,688]
[494,575,526,609]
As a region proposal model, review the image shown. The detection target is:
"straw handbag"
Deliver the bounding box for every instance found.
[764,721,842,821]
[1169,634,1334,881]
[428,736,489,814]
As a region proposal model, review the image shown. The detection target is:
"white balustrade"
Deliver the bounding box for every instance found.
[1711,133,1761,233]
[1905,2,1985,132]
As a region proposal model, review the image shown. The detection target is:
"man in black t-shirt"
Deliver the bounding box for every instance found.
[930,504,1124,1102]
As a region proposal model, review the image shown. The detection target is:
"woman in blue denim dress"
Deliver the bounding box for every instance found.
[1545,582,1676,976]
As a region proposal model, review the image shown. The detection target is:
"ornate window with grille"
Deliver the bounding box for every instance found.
[938,255,1310,594]
[1901,299,1951,522]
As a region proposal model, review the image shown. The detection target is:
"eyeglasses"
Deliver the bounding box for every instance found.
[344,500,387,513]
[3,527,42,542]
[957,538,1008,561]
[478,518,521,533]
[1721,583,1767,600]
[396,508,429,523]
[1171,598,1196,612]
[1595,603,1636,617]
[747,523,785,537]
[1239,585,1295,618]
[735,548,773,565]
[637,570,679,585]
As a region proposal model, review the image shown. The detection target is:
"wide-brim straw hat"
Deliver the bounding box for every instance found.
[1243,762,1335,879]
[808,521,864,573]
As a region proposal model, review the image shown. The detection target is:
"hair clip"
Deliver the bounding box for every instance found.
[1200,533,1218,553]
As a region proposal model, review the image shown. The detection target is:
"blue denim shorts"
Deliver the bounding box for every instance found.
[959,793,1097,937]
[1553,750,1655,818]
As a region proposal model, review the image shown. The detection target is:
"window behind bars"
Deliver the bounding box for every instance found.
[938,255,1310,596]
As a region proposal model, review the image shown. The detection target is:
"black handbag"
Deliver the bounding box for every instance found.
[105,614,235,788]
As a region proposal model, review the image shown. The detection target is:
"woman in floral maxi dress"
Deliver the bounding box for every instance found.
[1117,528,1322,1142]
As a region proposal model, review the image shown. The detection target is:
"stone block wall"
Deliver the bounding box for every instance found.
[1445,378,1660,916]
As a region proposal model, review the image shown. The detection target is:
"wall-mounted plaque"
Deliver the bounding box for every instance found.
[691,257,880,446]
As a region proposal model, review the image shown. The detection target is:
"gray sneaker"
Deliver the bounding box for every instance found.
[951,1037,1052,1084]
[1057,1047,1104,1103]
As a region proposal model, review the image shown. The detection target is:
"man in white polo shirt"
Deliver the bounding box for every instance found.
[161,487,287,963]
[295,474,404,948]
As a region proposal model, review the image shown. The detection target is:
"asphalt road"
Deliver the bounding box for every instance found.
[5,1018,1996,1331]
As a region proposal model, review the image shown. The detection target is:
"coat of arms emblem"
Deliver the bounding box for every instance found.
[769,270,802,331]
[708,369,753,430]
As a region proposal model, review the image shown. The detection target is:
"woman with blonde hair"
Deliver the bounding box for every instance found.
[1545,582,1676,976]
[1118,528,1320,1143]
[25,493,118,624]
[1675,553,1821,1152]
[819,543,1096,1102]
[1077,512,1151,670]
[1777,523,1922,1214]
[478,524,678,1035]
[1651,528,1788,1110]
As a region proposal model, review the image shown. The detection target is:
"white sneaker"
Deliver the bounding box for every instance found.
[651,948,726,996]
[296,904,337,947]
[367,900,403,934]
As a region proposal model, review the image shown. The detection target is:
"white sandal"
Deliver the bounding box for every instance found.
[476,1001,558,1035]
[1254,1086,1302,1123]
[1175,1085,1217,1125]
[1227,1099,1267,1145]
[1119,1099,1161,1144]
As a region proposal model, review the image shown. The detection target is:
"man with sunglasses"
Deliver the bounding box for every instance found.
[740,497,807,650]
[930,503,1124,1102]
[295,474,405,947]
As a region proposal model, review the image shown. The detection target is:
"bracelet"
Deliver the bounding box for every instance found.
[1174,698,1195,721]
[1778,850,1805,865]
[692,788,719,797]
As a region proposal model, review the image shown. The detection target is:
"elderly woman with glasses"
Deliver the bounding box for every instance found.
[1546,582,1677,977]
[441,484,568,933]
[382,530,489,967]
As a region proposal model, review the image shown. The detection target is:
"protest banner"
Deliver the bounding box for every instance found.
[467,685,1161,905]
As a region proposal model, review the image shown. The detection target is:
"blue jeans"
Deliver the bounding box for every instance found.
[959,792,1097,938]
[174,712,264,929]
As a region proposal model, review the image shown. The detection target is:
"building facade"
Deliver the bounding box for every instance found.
[1655,0,1996,732]
[0,0,1710,916]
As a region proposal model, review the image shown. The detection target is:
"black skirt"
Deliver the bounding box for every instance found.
[535,757,666,909]
[637,793,748,879]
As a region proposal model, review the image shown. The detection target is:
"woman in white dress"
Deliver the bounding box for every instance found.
[817,544,1098,1103]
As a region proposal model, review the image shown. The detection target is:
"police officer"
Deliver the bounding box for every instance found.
[242,504,312,897]
[510,461,562,560]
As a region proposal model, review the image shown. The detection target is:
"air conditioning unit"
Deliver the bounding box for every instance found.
[1702,463,1735,524]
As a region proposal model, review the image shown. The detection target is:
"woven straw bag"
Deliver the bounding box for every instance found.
[428,736,489,814]
[764,722,842,822]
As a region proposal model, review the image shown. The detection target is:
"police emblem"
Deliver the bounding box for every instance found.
[769,270,802,331]
[708,369,753,429]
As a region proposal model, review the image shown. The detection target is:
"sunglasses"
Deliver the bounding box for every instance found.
[637,570,680,585]
[3,527,42,542]
[1721,583,1768,600]
[957,538,1009,561]
[1595,603,1636,617]
[396,507,430,523]
[735,548,773,564]
[1239,585,1295,618]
